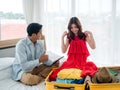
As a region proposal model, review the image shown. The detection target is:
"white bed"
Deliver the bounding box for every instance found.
[0,57,45,90]
[0,54,65,90]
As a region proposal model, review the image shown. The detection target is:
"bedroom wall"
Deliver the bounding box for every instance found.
[0,47,15,58]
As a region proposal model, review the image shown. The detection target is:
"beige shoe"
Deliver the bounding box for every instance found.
[21,73,42,86]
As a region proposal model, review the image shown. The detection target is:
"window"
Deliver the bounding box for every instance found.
[41,0,120,65]
[0,0,27,41]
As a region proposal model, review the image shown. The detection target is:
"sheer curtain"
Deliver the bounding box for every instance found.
[22,0,120,66]
[22,0,44,24]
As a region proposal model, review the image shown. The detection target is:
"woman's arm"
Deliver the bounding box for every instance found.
[84,31,96,49]
[61,31,69,53]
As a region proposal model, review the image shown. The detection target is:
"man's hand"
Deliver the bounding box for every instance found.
[39,54,48,63]
[54,61,59,67]
[52,61,60,68]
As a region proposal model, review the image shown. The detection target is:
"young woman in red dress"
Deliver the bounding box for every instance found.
[49,17,98,81]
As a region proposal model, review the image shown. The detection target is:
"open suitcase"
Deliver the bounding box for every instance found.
[87,66,120,90]
[45,66,120,90]
[45,68,87,90]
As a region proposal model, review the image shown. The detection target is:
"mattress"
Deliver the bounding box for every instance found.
[0,57,46,90]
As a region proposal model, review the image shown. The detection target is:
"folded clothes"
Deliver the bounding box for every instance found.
[108,69,118,76]
[57,68,82,80]
[56,78,85,84]
[56,78,74,84]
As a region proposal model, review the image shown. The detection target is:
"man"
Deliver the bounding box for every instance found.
[12,23,59,85]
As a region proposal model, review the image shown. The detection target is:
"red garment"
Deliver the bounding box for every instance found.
[49,36,98,81]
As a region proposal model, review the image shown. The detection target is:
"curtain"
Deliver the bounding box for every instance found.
[22,0,44,24]
[22,0,120,66]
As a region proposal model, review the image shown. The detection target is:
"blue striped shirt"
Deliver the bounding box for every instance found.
[12,37,45,80]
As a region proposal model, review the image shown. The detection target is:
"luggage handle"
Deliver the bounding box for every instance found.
[54,85,74,90]
[85,82,90,90]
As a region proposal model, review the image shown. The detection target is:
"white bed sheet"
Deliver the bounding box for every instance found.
[0,57,46,90]
[0,78,45,90]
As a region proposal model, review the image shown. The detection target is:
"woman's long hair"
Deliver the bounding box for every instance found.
[67,17,86,43]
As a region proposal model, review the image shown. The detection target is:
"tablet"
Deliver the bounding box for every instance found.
[51,56,64,66]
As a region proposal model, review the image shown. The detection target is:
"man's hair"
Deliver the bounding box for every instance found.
[27,23,42,36]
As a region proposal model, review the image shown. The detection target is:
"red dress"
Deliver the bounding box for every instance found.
[49,36,98,81]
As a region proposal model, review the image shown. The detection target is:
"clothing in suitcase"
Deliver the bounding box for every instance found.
[88,66,120,90]
[45,69,87,90]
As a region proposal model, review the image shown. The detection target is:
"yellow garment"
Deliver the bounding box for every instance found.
[57,68,82,80]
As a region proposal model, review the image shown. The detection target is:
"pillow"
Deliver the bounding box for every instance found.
[0,57,14,70]
[0,57,14,80]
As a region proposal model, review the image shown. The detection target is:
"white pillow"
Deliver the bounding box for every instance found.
[0,57,14,70]
[0,57,14,80]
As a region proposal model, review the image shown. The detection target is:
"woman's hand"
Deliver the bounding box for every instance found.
[61,31,69,53]
[84,31,96,49]
[62,31,68,39]
[84,31,93,38]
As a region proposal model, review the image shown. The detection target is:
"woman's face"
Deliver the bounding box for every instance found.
[71,24,79,36]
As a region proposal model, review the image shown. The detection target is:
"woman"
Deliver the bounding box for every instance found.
[49,17,98,81]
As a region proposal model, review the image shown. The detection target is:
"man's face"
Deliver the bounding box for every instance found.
[36,30,42,39]
[31,30,42,41]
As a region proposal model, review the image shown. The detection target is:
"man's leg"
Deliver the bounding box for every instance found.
[38,63,59,78]
[20,72,42,85]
